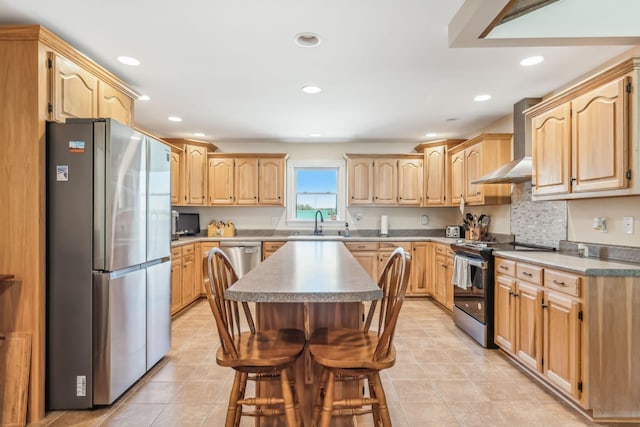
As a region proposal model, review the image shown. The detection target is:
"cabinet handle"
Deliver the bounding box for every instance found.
[513,292,519,298]
[542,303,548,309]
[522,271,533,277]
[552,279,566,286]
[499,265,508,270]
[508,290,513,296]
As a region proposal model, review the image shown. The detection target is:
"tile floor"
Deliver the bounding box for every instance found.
[35,299,617,426]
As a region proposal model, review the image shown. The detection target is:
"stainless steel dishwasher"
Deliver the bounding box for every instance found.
[219,241,262,278]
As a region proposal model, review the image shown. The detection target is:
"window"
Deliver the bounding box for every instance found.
[287,161,345,223]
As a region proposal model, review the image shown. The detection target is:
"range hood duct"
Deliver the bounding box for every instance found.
[472,97,541,184]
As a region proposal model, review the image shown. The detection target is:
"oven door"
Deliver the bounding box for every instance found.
[453,255,488,324]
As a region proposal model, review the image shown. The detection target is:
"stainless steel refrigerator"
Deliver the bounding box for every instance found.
[46,118,171,409]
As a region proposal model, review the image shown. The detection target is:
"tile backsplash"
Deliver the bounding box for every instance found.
[510,182,567,248]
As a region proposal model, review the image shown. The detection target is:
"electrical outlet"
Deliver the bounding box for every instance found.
[421,215,429,225]
[623,216,634,234]
[577,243,589,258]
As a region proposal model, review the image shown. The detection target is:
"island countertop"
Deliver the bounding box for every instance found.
[225,240,382,303]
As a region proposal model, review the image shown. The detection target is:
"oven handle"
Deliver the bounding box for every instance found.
[455,254,488,269]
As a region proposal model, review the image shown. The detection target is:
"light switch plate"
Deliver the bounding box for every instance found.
[623,216,634,234]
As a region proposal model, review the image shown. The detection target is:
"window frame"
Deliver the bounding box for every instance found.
[286,160,346,226]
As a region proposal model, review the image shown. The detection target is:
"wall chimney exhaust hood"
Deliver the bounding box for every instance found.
[472,97,541,185]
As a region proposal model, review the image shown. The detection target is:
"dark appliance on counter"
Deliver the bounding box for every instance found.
[450,241,555,348]
[176,212,200,236]
[46,118,172,409]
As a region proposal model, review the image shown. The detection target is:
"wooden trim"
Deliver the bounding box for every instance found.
[0,25,139,100]
[448,133,513,154]
[345,153,423,159]
[479,0,517,39]
[207,152,288,159]
[525,57,639,117]
[163,137,218,151]
[414,139,465,153]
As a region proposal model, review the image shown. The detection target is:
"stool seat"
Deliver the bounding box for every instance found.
[216,328,305,369]
[308,328,395,371]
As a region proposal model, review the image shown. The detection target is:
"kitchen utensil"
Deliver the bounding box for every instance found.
[480,215,490,227]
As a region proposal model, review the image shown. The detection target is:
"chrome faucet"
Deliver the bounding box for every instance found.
[314,210,324,235]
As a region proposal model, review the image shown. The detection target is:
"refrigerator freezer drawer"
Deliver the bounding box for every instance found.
[93,268,147,405]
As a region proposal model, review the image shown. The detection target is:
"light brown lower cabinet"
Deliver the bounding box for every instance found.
[344,241,379,281]
[263,240,286,260]
[170,243,200,315]
[431,243,453,310]
[494,255,640,422]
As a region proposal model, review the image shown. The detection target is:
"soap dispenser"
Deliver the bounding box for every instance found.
[344,222,350,237]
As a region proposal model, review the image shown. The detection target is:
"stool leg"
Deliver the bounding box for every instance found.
[234,372,248,427]
[369,372,391,427]
[312,369,329,426]
[367,373,381,425]
[280,367,298,427]
[319,371,336,427]
[286,365,304,427]
[226,371,243,427]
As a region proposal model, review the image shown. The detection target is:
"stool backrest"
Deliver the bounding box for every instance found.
[205,247,255,359]
[363,247,411,361]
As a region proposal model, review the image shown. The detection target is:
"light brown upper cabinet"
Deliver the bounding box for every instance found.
[170,147,182,206]
[526,57,639,200]
[208,157,235,205]
[415,140,464,207]
[346,154,423,206]
[207,154,286,206]
[49,52,133,126]
[448,134,512,206]
[164,139,217,206]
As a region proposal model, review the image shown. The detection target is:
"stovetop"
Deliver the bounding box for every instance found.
[451,240,556,258]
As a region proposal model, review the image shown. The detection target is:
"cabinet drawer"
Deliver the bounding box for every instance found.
[495,258,516,277]
[171,247,183,258]
[182,244,195,256]
[435,244,449,255]
[345,242,378,251]
[516,262,543,285]
[545,269,581,297]
[263,241,286,252]
[201,242,219,258]
[379,241,411,251]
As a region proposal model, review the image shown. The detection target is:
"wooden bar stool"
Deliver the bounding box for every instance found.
[308,247,411,427]
[205,248,306,427]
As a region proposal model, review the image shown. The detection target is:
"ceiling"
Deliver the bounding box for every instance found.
[0,0,635,144]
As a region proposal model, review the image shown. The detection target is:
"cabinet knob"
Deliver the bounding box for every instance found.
[542,303,548,309]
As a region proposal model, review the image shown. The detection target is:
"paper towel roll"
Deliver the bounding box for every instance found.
[380,215,389,235]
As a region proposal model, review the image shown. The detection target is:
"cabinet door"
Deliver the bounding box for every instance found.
[433,254,447,306]
[464,144,483,204]
[170,150,181,205]
[449,151,465,205]
[532,103,572,196]
[373,159,397,204]
[182,254,196,305]
[348,158,374,205]
[184,145,207,205]
[97,81,133,126]
[494,274,515,353]
[425,146,446,206]
[259,158,284,205]
[445,254,454,310]
[208,158,234,205]
[170,258,183,315]
[351,251,378,281]
[543,291,582,399]
[572,77,629,193]
[516,281,543,372]
[50,53,99,122]
[398,159,423,205]
[235,158,259,205]
[409,243,428,295]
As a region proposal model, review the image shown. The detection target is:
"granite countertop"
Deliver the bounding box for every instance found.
[494,250,640,277]
[224,241,383,303]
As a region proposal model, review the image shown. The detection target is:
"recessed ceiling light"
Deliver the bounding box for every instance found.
[302,85,322,94]
[168,116,182,122]
[117,56,140,66]
[520,55,544,66]
[193,132,205,137]
[474,94,491,102]
[425,132,437,138]
[295,32,321,48]
[137,95,150,101]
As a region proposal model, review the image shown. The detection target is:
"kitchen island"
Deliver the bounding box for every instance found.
[225,240,383,427]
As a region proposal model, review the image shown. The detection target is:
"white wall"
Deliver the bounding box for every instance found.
[567,196,640,246]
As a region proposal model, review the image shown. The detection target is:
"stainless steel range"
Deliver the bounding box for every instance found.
[449,241,555,348]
